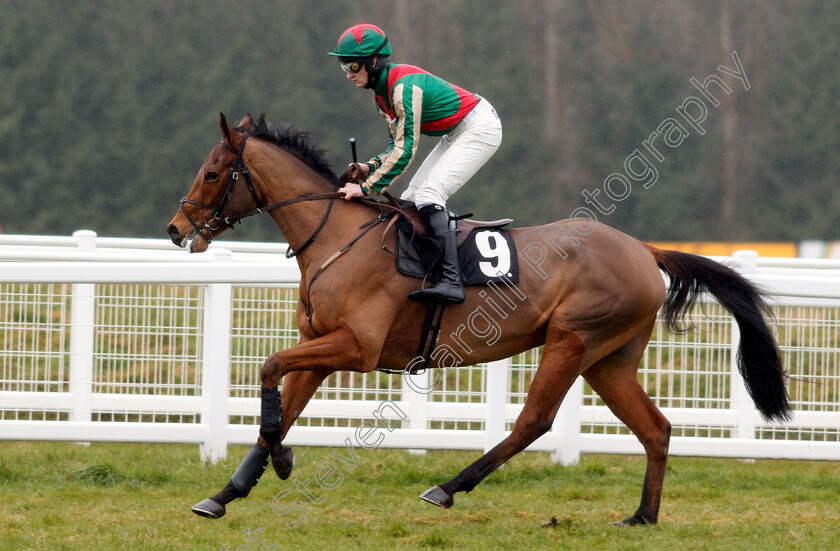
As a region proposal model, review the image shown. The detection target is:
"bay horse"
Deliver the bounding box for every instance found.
[166,113,790,526]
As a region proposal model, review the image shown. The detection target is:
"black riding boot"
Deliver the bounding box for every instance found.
[408,205,465,304]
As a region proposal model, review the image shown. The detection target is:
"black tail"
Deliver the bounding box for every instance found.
[651,248,791,422]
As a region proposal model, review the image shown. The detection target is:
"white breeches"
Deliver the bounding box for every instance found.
[400,98,502,209]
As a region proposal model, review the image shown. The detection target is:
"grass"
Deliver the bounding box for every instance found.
[0,442,838,550]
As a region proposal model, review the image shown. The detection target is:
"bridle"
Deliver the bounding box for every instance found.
[178,134,262,245]
[178,133,343,258]
[178,131,420,336]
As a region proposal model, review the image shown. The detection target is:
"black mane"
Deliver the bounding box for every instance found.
[241,115,338,183]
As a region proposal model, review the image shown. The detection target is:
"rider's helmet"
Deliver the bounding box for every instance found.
[327,24,392,59]
[327,24,391,86]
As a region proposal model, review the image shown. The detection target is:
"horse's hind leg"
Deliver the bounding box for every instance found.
[582,321,671,526]
[190,369,332,519]
[421,325,585,508]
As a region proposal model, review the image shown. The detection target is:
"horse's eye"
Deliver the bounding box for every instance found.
[205,171,219,181]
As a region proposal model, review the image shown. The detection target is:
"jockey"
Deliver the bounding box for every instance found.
[330,24,503,304]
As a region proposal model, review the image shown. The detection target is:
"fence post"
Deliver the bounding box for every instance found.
[401,367,430,455]
[551,377,583,465]
[69,230,97,425]
[484,358,509,453]
[200,248,233,463]
[730,250,758,440]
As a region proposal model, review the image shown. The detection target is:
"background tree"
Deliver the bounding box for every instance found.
[0,0,836,243]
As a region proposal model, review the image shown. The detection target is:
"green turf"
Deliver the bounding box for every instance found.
[0,441,838,550]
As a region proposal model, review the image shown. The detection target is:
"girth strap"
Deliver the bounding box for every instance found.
[415,302,447,374]
[376,301,446,376]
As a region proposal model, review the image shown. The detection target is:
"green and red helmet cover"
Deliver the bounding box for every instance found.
[327,24,392,58]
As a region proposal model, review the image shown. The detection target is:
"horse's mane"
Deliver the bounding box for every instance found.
[241,115,338,183]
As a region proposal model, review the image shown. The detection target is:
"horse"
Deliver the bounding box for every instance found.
[166,113,790,526]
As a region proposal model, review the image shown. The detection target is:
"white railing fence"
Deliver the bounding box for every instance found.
[1,231,839,464]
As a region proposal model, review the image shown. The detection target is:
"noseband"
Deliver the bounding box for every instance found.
[178,133,345,257]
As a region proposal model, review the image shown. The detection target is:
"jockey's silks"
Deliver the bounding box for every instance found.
[364,64,480,195]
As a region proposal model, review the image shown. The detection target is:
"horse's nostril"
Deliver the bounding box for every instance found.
[167,224,181,243]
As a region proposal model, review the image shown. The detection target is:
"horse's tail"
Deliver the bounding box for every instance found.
[649,247,791,422]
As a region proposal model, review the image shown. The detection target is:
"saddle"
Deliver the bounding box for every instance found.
[392,200,519,286]
[378,199,520,376]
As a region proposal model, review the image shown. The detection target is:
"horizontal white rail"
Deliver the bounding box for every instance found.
[0,258,301,284]
[1,232,839,465]
[7,391,837,431]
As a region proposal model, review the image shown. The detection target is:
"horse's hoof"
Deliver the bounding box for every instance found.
[191,497,226,519]
[420,486,454,509]
[613,513,654,527]
[272,446,295,480]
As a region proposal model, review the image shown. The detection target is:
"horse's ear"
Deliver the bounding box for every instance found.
[219,112,243,150]
[236,114,254,133]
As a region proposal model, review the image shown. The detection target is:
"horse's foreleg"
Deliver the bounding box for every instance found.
[279,369,335,439]
[191,443,271,519]
[260,323,363,479]
[421,326,585,508]
[583,321,670,526]
[191,342,348,519]
[258,368,334,481]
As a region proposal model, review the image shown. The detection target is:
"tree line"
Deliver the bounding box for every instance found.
[1,0,836,243]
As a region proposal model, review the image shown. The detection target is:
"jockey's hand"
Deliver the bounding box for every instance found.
[340,162,369,184]
[339,182,365,201]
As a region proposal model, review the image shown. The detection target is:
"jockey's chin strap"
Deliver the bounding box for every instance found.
[178,132,344,258]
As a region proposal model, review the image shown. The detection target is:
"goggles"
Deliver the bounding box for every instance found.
[340,59,365,73]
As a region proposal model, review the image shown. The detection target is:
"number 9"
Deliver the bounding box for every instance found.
[475,231,511,278]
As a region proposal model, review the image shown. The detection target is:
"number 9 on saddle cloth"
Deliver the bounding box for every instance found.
[394,212,520,286]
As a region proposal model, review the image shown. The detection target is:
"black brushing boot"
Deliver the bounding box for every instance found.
[191,444,270,519]
[260,385,295,480]
[408,204,465,304]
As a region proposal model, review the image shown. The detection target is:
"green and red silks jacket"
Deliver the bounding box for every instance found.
[362,64,480,195]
